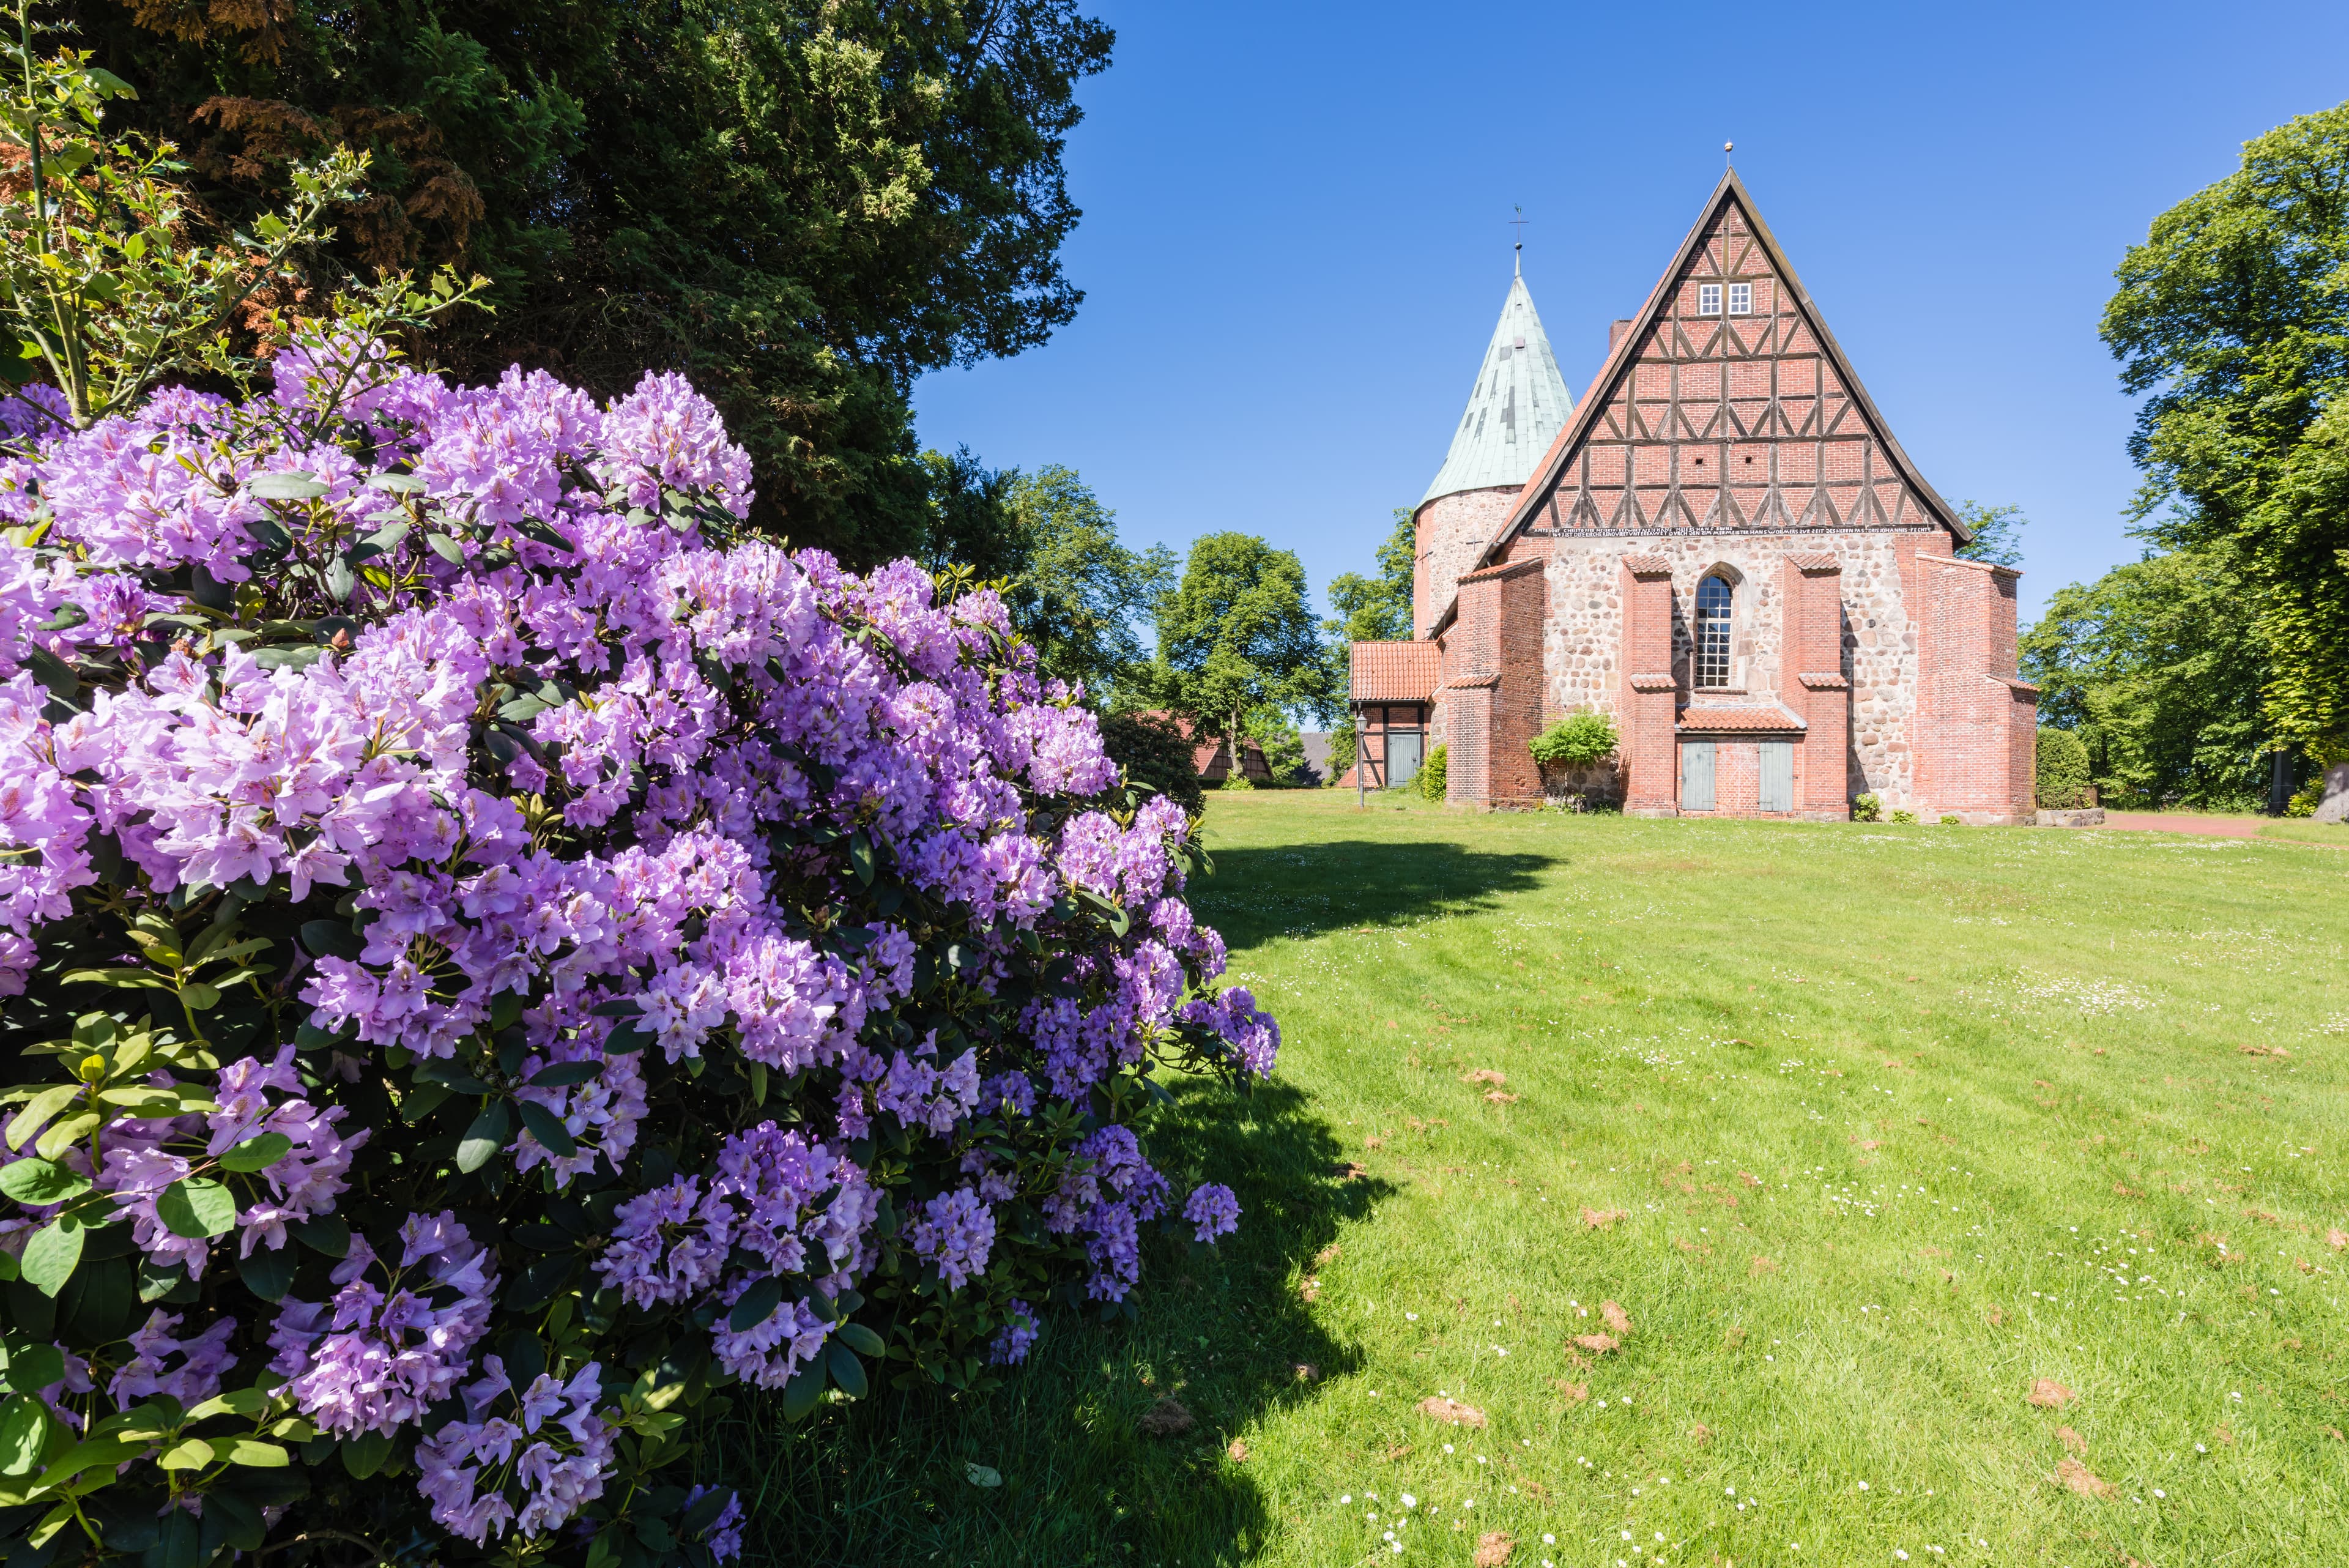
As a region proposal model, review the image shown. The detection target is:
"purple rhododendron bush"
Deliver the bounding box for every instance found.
[0,340,1276,1568]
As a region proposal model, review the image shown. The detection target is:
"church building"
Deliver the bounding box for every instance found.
[1351,171,2036,821]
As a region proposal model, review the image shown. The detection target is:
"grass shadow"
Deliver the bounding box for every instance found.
[1189,839,1557,949]
[719,1077,1395,1566]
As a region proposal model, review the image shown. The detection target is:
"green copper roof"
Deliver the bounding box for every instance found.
[1420,261,1573,506]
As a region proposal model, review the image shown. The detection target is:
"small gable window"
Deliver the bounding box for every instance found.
[1698,283,1723,316]
[1728,281,1753,314]
[1695,576,1734,688]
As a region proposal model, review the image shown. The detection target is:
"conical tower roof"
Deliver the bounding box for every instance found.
[1420,259,1573,506]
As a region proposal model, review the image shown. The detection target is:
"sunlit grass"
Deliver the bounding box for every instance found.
[729,793,2349,1567]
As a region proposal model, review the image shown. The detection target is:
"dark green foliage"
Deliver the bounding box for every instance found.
[2101,100,2349,750]
[69,0,1114,565]
[2021,545,2273,808]
[921,460,1172,704]
[1325,508,1416,644]
[1415,742,1447,803]
[1097,711,1203,814]
[2035,726,2094,810]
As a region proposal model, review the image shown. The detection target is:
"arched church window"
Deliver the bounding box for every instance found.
[1695,576,1733,688]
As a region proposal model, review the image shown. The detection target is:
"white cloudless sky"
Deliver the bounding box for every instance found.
[910,0,2349,623]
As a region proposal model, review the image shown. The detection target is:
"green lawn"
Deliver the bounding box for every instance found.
[726,793,2349,1567]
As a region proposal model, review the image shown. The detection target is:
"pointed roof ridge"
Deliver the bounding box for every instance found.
[1417,268,1573,508]
[1470,170,1969,579]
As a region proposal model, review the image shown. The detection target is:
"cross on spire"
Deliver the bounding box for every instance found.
[1510,206,1527,274]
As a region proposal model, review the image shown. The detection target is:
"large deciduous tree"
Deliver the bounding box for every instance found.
[1151,531,1332,759]
[2019,545,2273,809]
[64,0,1113,565]
[2101,100,2349,755]
[918,456,1171,703]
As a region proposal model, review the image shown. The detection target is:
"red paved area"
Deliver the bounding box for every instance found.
[2096,812,2260,839]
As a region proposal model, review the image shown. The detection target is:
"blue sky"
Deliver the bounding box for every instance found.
[910,0,2349,624]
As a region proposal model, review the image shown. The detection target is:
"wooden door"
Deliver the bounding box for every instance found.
[1681,740,1715,811]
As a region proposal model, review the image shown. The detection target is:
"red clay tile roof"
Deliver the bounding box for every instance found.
[1676,704,1806,733]
[1784,552,1841,572]
[1351,641,1441,702]
[1621,554,1673,576]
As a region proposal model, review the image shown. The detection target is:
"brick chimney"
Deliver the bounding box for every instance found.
[1609,319,1636,351]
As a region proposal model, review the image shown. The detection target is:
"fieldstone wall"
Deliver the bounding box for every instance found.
[1536,529,1932,809]
[1416,487,1520,640]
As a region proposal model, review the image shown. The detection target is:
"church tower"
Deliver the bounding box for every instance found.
[1412,254,1572,639]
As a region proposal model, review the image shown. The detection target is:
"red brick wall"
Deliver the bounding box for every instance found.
[1786,559,1852,816]
[1619,560,1678,813]
[1440,555,1548,805]
[1915,555,2032,823]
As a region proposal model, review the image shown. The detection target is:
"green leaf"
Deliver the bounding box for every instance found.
[177,981,220,1011]
[237,1246,297,1302]
[298,920,364,962]
[185,1388,270,1421]
[514,517,574,552]
[155,1178,236,1239]
[20,1218,84,1296]
[156,1436,213,1470]
[6,1085,84,1151]
[588,998,642,1017]
[826,1340,868,1399]
[0,1393,48,1476]
[779,1364,823,1422]
[834,1322,885,1358]
[289,1217,348,1258]
[426,532,466,564]
[527,1060,604,1088]
[848,832,876,886]
[727,1276,784,1332]
[513,1099,576,1158]
[250,646,324,672]
[456,1101,510,1173]
[964,1462,1002,1488]
[340,1427,392,1478]
[363,473,425,494]
[152,1509,200,1568]
[0,1158,89,1206]
[2,1344,64,1396]
[247,473,327,501]
[223,1438,288,1467]
[218,1132,292,1172]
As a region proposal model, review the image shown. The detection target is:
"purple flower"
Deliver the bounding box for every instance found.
[908,1186,996,1290]
[988,1301,1040,1367]
[1182,1183,1241,1244]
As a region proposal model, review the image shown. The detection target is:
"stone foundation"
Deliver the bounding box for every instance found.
[2035,808,2105,828]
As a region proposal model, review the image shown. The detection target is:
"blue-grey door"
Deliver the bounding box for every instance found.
[1681,741,1716,811]
[1387,731,1422,788]
[1759,740,1794,812]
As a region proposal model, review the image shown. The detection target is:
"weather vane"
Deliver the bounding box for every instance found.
[1725,140,1735,169]
[1510,206,1527,273]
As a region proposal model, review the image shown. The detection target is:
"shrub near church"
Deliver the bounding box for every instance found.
[0,345,1275,1568]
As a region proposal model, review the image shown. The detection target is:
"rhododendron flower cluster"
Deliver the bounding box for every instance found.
[0,341,1274,1568]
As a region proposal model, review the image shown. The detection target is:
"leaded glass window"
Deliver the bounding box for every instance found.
[1695,576,1733,688]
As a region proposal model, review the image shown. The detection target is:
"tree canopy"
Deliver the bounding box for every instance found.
[1151,532,1332,747]
[2020,544,2272,809]
[1326,506,1414,642]
[67,0,1113,565]
[2101,100,2349,752]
